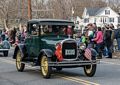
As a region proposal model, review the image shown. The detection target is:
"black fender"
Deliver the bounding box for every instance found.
[13,44,26,59]
[35,49,54,66]
[39,49,53,58]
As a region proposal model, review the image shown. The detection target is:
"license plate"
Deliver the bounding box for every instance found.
[65,49,75,55]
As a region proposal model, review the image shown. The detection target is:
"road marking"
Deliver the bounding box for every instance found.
[57,75,100,85]
[0,58,100,85]
[59,76,89,85]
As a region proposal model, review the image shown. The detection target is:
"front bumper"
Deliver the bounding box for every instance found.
[47,60,100,67]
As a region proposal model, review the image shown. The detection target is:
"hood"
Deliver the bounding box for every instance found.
[41,35,68,51]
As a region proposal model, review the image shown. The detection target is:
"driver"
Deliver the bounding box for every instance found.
[67,26,73,36]
[48,25,52,33]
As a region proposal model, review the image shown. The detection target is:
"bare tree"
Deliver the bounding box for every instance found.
[0,0,118,29]
[107,0,120,12]
[0,0,12,30]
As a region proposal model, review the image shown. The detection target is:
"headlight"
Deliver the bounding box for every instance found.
[79,43,86,50]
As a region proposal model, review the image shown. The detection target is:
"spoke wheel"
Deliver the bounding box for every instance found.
[16,50,25,72]
[41,55,52,79]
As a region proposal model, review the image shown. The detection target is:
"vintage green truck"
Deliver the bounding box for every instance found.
[13,19,99,78]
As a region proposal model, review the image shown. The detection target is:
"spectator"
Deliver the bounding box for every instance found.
[85,23,94,48]
[9,27,17,44]
[115,24,120,51]
[104,25,112,58]
[1,31,5,41]
[109,24,115,52]
[92,27,103,59]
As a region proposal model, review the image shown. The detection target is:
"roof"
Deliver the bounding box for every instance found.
[28,19,74,26]
[28,19,73,23]
[86,7,105,16]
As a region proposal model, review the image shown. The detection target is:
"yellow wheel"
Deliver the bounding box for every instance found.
[41,55,52,78]
[16,50,25,72]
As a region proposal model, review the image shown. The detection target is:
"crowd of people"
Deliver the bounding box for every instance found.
[0,23,120,59]
[76,23,120,59]
[0,25,27,48]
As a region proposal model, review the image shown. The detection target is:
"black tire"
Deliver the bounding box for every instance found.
[3,51,8,57]
[83,56,97,77]
[40,55,52,79]
[56,67,62,71]
[16,50,25,72]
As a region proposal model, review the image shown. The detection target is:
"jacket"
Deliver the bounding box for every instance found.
[93,31,103,44]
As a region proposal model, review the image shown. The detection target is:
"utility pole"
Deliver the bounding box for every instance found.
[17,0,21,22]
[28,0,32,20]
[22,0,24,20]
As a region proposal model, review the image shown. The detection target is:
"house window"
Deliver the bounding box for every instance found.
[100,18,103,22]
[109,18,114,22]
[118,17,120,23]
[105,10,110,15]
[84,18,89,23]
[100,17,107,23]
[105,18,107,22]
[76,21,79,24]
[94,18,96,23]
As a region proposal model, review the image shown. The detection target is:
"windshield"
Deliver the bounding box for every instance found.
[41,25,74,36]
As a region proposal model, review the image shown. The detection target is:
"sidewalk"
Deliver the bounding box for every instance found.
[113,51,120,59]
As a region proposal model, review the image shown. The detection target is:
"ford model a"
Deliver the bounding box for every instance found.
[13,19,99,79]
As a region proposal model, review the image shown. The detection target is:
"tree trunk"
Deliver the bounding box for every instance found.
[4,19,8,31]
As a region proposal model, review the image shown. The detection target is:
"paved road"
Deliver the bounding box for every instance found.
[0,48,120,85]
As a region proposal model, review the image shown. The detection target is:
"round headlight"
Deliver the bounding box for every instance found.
[79,43,86,50]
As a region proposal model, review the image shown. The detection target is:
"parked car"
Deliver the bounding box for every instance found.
[13,19,99,78]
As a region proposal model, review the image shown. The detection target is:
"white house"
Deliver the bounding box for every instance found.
[73,16,82,29]
[82,7,119,29]
[71,16,85,33]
